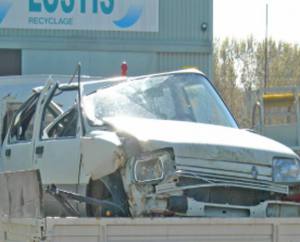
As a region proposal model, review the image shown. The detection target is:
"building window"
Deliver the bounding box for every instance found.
[0,49,21,76]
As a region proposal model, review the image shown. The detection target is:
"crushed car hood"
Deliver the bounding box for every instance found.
[104,117,297,166]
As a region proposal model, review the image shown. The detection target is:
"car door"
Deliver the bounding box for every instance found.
[1,93,40,171]
[33,85,81,186]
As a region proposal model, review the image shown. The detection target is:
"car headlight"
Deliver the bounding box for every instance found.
[273,158,300,183]
[134,152,167,183]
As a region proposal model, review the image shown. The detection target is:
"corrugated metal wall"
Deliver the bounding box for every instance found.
[0,0,213,78]
[158,53,210,73]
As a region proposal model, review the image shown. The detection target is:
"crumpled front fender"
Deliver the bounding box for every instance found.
[80,131,125,180]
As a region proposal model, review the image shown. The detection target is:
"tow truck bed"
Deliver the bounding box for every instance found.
[1,217,300,242]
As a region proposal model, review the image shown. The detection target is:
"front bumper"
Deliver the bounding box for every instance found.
[165,197,300,217]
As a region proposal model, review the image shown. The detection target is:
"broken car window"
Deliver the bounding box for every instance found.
[9,94,39,143]
[83,73,237,128]
[47,107,78,139]
[41,89,78,140]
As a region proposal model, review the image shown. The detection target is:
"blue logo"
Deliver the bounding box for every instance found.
[113,4,143,29]
[0,0,144,29]
[0,1,12,23]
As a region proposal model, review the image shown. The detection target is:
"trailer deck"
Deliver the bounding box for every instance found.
[1,217,300,242]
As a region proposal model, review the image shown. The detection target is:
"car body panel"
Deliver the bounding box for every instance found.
[80,131,123,181]
[32,81,82,185]
[104,117,296,163]
[1,93,41,172]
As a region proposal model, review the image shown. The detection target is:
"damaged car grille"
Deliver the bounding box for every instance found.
[175,166,289,195]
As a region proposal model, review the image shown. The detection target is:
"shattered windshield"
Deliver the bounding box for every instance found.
[83,73,238,128]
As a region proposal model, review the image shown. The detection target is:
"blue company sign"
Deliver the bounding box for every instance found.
[0,1,11,23]
[0,0,159,32]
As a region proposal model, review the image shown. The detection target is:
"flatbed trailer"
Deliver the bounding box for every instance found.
[1,217,300,242]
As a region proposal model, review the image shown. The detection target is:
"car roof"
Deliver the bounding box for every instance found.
[79,68,205,88]
[31,68,205,93]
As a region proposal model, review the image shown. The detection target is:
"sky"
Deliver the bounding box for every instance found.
[214,0,300,43]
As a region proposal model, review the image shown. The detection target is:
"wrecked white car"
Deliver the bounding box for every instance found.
[1,69,300,218]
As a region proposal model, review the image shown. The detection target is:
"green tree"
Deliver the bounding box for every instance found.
[214,37,300,128]
[213,38,245,125]
[236,36,258,91]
